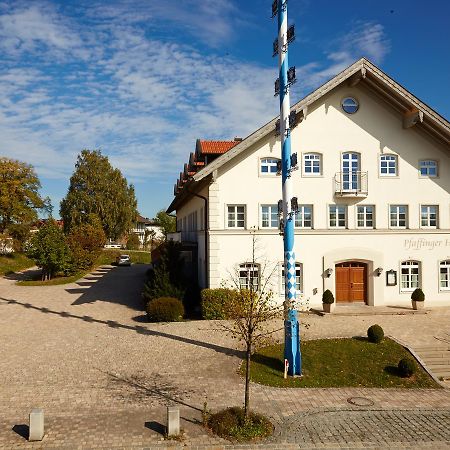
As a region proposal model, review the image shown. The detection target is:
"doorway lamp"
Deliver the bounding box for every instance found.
[325,268,333,277]
[376,267,383,276]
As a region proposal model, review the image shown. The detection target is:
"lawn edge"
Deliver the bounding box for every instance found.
[388,335,447,389]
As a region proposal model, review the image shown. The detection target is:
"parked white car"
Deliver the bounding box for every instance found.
[116,254,131,266]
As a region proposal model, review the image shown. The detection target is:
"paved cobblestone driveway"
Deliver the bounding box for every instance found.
[0,264,449,449]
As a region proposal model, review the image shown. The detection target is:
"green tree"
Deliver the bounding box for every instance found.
[0,158,49,233]
[142,241,186,303]
[154,210,176,237]
[60,149,138,241]
[26,220,70,280]
[66,219,106,272]
[126,233,140,250]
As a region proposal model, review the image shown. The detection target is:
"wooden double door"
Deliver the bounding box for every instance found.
[335,262,367,303]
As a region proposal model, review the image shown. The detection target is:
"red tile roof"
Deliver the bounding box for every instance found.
[198,140,237,154]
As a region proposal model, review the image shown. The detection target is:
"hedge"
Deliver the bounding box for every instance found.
[201,288,239,320]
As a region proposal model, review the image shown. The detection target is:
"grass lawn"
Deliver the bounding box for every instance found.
[15,249,151,286]
[97,249,151,265]
[0,253,35,276]
[242,338,440,389]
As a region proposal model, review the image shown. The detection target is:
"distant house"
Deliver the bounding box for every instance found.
[131,215,164,249]
[167,57,450,309]
[29,219,64,233]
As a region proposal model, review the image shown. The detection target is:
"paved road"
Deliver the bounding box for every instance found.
[0,264,449,449]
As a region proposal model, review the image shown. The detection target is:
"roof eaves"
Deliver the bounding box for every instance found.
[192,57,449,182]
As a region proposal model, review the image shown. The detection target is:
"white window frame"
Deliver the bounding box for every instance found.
[356,205,375,229]
[302,153,322,176]
[329,205,347,229]
[420,205,438,229]
[227,205,245,229]
[281,262,303,295]
[379,154,398,177]
[260,204,279,229]
[239,263,260,291]
[439,260,450,291]
[400,260,420,292]
[389,205,408,229]
[294,205,313,228]
[260,158,280,176]
[419,160,438,178]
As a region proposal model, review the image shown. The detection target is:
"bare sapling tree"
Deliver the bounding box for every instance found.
[220,230,281,419]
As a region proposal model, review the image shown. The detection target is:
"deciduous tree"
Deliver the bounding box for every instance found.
[220,232,280,419]
[0,158,49,233]
[126,233,140,250]
[154,210,176,237]
[60,150,137,241]
[26,220,70,280]
[66,218,106,272]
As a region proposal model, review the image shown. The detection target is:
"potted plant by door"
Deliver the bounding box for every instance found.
[322,289,335,313]
[411,288,425,310]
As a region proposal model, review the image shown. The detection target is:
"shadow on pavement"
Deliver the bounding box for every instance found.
[12,424,28,440]
[0,297,242,359]
[4,268,41,281]
[145,421,166,435]
[65,265,147,311]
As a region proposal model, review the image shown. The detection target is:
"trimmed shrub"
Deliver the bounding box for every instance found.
[367,324,384,343]
[208,407,273,441]
[398,357,417,378]
[322,289,334,304]
[411,288,425,302]
[201,288,239,319]
[146,297,184,322]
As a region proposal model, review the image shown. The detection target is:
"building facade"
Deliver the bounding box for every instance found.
[168,58,450,308]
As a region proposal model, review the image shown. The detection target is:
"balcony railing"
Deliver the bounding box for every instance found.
[334,171,368,196]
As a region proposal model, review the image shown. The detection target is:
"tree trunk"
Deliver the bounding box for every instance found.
[244,341,251,419]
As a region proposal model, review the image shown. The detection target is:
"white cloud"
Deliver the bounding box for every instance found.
[0,2,390,216]
[0,4,86,58]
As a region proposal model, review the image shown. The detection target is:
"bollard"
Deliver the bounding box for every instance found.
[166,406,180,436]
[29,408,44,441]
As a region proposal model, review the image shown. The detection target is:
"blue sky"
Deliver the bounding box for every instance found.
[1,0,449,219]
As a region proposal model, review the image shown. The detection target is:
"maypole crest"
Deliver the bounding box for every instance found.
[272,0,302,376]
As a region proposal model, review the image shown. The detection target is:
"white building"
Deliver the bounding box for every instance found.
[167,58,450,308]
[131,215,164,248]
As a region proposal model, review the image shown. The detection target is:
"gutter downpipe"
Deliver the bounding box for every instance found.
[185,183,209,288]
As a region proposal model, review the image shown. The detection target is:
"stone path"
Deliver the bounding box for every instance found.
[0,264,449,449]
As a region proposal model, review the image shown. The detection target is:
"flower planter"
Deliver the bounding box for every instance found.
[412,300,424,310]
[322,303,335,313]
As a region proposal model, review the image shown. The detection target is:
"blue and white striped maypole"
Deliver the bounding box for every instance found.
[275,0,301,376]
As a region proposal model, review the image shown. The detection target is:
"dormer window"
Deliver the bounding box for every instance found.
[260,158,279,175]
[419,160,438,177]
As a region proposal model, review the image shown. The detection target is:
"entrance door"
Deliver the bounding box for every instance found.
[335,262,367,303]
[342,152,360,191]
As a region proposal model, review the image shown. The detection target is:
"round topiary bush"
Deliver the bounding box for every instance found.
[208,407,273,441]
[398,357,417,378]
[367,324,384,343]
[146,297,184,322]
[411,288,425,302]
[322,289,334,304]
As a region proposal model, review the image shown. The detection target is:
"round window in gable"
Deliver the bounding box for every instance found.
[341,97,359,114]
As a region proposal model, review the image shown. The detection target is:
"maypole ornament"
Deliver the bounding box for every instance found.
[272,0,301,376]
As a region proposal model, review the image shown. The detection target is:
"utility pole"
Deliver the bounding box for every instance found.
[272,0,301,376]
